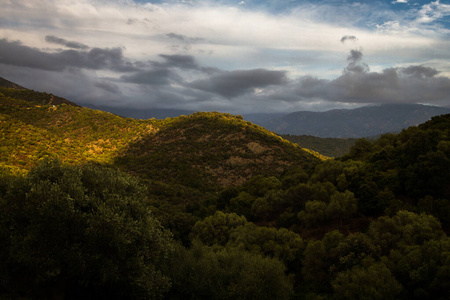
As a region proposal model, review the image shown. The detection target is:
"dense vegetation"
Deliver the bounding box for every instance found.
[0,87,158,173]
[116,111,321,190]
[281,134,358,158]
[1,83,450,299]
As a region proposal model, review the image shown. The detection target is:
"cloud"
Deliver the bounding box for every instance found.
[120,69,179,85]
[345,49,370,73]
[1,0,450,113]
[45,35,89,50]
[166,33,204,43]
[392,0,408,4]
[340,35,358,43]
[188,69,288,98]
[0,39,138,72]
[156,54,200,70]
[292,49,450,106]
[120,54,210,85]
[166,33,206,52]
[94,81,122,94]
[417,0,450,24]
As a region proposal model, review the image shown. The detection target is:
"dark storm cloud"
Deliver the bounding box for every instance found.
[400,65,439,78]
[293,49,450,105]
[120,54,202,85]
[120,54,220,86]
[188,69,288,98]
[340,35,358,43]
[0,39,138,72]
[45,35,89,50]
[120,69,179,85]
[94,81,122,94]
[345,49,369,73]
[156,54,200,69]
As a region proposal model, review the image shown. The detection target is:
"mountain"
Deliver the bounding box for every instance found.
[0,77,79,107]
[115,112,321,189]
[0,79,321,188]
[0,77,26,89]
[281,134,359,158]
[252,104,450,138]
[0,90,156,173]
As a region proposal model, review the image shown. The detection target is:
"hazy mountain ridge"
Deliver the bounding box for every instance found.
[281,134,359,158]
[250,104,450,138]
[85,102,450,139]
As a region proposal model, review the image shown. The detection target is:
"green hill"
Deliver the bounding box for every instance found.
[115,112,321,190]
[0,85,321,186]
[0,77,26,89]
[0,89,157,173]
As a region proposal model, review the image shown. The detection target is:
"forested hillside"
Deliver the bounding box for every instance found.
[0,85,163,171]
[281,134,358,158]
[116,112,320,189]
[1,82,450,299]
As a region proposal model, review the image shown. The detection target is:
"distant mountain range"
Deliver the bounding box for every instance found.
[85,104,450,138]
[2,76,448,138]
[246,104,450,138]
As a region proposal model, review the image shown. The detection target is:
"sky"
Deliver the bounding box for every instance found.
[0,0,450,114]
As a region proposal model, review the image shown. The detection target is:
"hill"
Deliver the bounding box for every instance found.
[0,82,321,187]
[252,104,450,138]
[0,89,157,173]
[115,112,321,190]
[0,77,26,89]
[281,134,358,158]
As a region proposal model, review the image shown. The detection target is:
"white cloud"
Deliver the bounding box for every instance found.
[392,0,408,4]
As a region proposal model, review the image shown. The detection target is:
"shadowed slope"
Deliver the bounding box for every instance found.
[115,112,321,190]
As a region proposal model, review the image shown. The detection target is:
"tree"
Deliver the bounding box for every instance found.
[167,241,293,300]
[298,200,328,228]
[243,175,282,198]
[190,211,247,246]
[332,259,403,300]
[0,159,174,299]
[326,190,358,226]
[227,223,304,265]
[368,211,444,254]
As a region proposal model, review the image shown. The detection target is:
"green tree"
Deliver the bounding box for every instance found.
[227,223,304,265]
[332,259,403,300]
[243,175,282,197]
[386,237,450,299]
[229,191,255,217]
[0,159,174,299]
[298,200,328,228]
[326,190,358,226]
[167,241,293,300]
[368,211,444,254]
[190,211,247,246]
